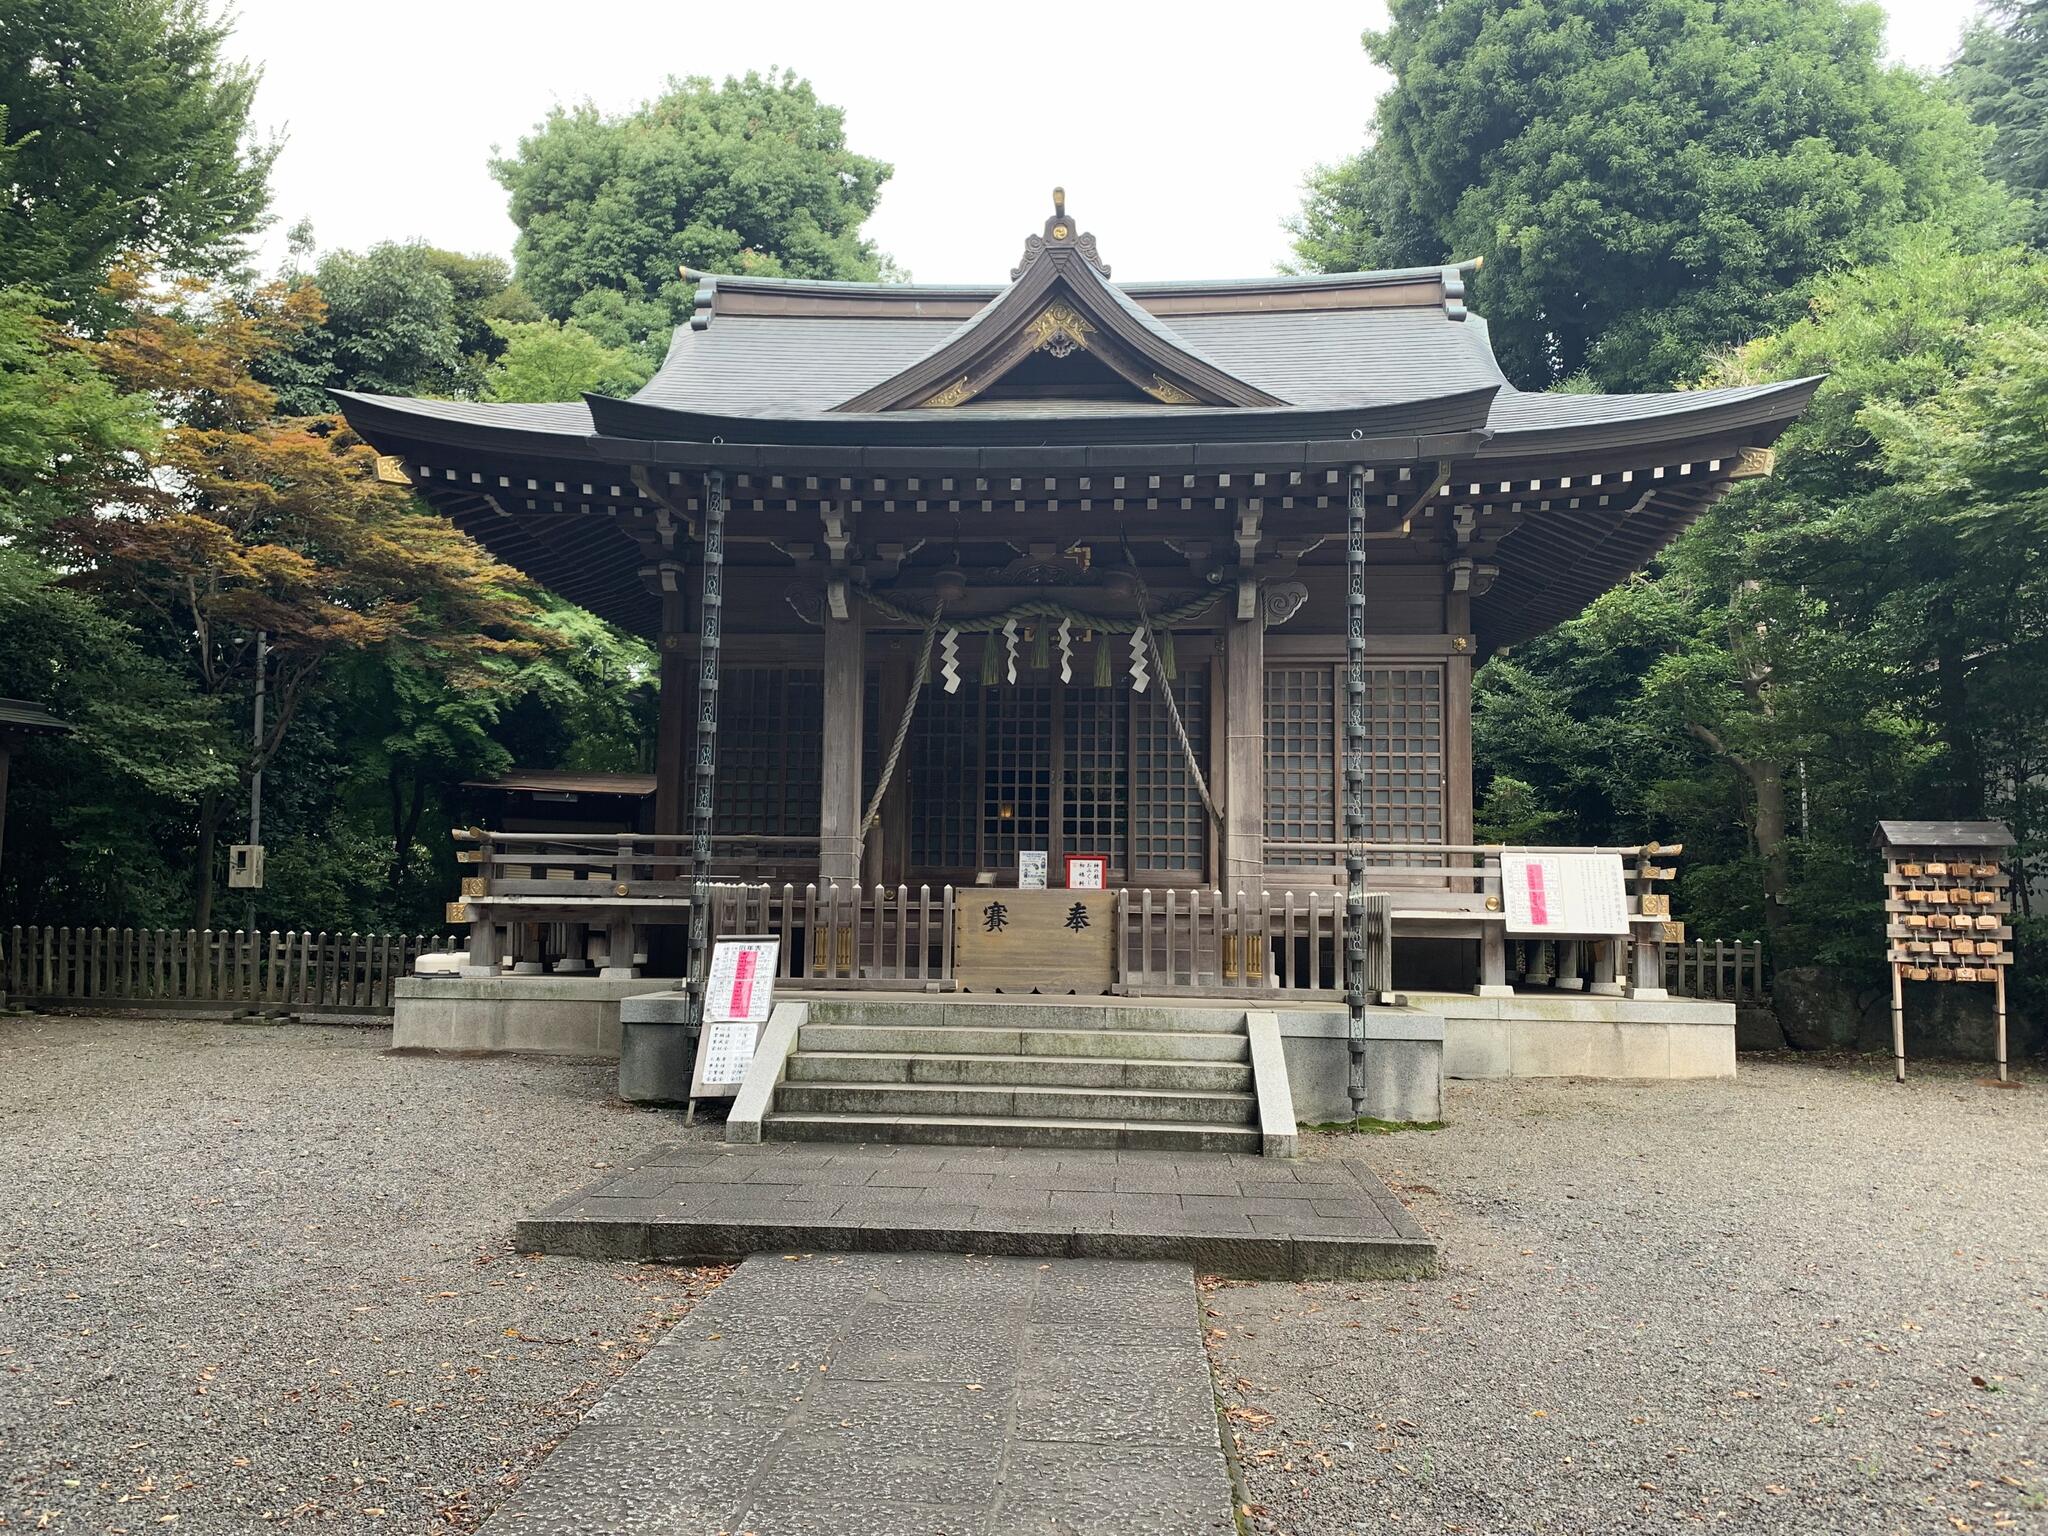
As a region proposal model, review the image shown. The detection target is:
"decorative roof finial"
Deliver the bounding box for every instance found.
[1013,186,1111,282]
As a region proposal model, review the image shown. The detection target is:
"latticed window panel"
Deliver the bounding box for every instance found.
[1263,667,1337,865]
[1063,685,1129,875]
[983,684,1054,864]
[1132,670,1208,876]
[1362,666,1444,844]
[682,666,823,840]
[907,684,980,871]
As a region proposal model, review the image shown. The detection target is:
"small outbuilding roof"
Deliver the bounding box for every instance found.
[1871,819,2016,850]
[0,698,73,737]
[463,770,657,797]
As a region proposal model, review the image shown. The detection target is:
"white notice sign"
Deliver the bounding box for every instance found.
[705,936,779,1023]
[697,1018,761,1088]
[1500,853,1630,937]
[1018,850,1048,890]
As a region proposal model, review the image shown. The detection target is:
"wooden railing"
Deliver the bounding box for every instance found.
[4,926,459,1014]
[1114,888,1385,997]
[706,883,956,990]
[1666,938,1770,1003]
[1264,841,1684,992]
[454,830,818,904]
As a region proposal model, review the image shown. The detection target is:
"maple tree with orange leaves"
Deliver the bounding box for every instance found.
[56,267,554,924]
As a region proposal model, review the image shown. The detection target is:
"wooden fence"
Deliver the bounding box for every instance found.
[4,926,459,1014]
[693,883,1384,998]
[1665,938,1771,1003]
[707,883,956,989]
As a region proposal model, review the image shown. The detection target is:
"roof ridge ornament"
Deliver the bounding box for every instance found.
[1013,186,1110,282]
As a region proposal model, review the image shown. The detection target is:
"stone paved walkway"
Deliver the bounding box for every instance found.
[517,1141,1436,1280]
[480,1252,1236,1535]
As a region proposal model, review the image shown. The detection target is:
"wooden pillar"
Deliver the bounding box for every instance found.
[819,601,866,886]
[1445,588,1475,845]
[601,915,639,980]
[1221,611,1266,895]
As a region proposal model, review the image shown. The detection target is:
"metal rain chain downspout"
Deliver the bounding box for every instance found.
[683,470,726,1027]
[1344,465,1371,1118]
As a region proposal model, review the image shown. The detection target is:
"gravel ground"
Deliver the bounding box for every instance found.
[0,1015,726,1535]
[1207,1056,2047,1535]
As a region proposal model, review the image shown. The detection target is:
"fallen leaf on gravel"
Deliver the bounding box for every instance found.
[1226,1406,1275,1428]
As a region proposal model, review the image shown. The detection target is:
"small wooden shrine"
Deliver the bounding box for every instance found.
[337,192,1818,1009]
[1875,819,2016,1081]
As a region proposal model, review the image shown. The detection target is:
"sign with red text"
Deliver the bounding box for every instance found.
[1501,853,1629,937]
[705,936,779,1024]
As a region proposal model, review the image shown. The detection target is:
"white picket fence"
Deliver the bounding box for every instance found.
[4,926,459,1014]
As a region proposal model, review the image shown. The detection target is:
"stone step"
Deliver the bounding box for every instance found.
[759,1111,1263,1154]
[774,1080,1260,1126]
[796,1023,1249,1063]
[783,1049,1253,1094]
[803,998,1249,1034]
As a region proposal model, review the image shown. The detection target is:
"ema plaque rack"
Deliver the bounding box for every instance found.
[1874,820,2015,1083]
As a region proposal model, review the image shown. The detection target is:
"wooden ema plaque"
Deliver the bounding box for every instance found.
[1876,820,2014,1083]
[955,889,1116,993]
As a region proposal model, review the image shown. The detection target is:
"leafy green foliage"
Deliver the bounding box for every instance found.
[482,318,652,402]
[491,70,892,361]
[0,549,236,925]
[0,0,274,311]
[1952,0,2048,214]
[259,242,544,412]
[1477,234,2048,981]
[1294,0,2010,388]
[0,284,156,535]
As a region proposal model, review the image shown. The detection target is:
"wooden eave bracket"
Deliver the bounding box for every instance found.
[820,502,855,620]
[630,465,699,539]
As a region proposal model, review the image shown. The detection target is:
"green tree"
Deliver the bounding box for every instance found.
[62,269,553,927]
[1294,0,2007,388]
[491,69,892,361]
[1952,0,2048,213]
[481,318,652,402]
[1476,232,2048,972]
[0,0,275,310]
[260,241,543,412]
[0,549,236,927]
[0,284,157,535]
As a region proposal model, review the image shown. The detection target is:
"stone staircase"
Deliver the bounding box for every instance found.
[761,998,1270,1153]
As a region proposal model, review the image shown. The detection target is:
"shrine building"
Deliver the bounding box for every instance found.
[338,192,1814,1112]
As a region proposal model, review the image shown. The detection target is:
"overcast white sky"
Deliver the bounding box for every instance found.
[230,0,1982,285]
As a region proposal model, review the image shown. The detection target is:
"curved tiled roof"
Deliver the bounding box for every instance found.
[331,231,1820,651]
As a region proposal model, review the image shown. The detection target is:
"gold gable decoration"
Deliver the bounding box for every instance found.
[1144,375,1200,405]
[1026,300,1095,358]
[920,376,976,409]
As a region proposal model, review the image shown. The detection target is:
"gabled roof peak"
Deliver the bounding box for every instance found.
[835,189,1285,413]
[1013,186,1111,282]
